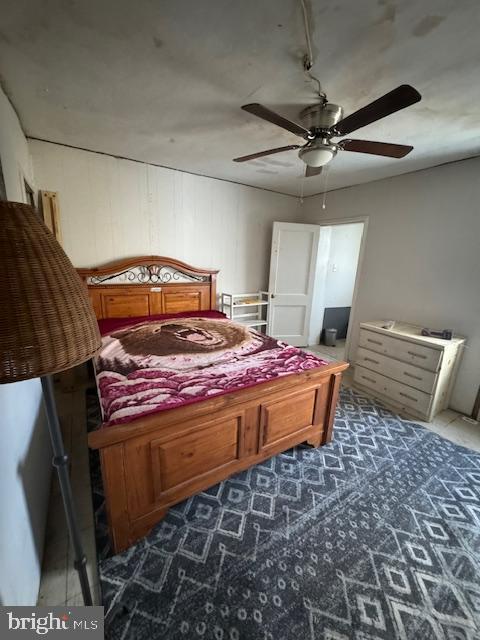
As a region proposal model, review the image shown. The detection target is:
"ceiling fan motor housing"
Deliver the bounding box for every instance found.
[298,102,342,167]
[300,102,344,132]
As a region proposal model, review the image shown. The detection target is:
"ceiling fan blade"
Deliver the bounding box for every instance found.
[233,145,300,163]
[340,139,413,158]
[334,85,421,136]
[305,165,323,177]
[242,103,310,138]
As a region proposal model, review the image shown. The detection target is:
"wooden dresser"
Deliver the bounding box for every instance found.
[354,320,465,421]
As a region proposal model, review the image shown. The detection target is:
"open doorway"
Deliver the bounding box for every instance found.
[267,219,367,360]
[307,220,366,362]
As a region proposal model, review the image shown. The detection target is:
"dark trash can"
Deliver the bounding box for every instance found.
[324,328,337,347]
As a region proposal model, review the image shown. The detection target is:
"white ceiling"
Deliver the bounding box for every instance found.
[1,0,479,196]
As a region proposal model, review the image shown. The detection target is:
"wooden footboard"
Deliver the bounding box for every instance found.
[89,362,347,554]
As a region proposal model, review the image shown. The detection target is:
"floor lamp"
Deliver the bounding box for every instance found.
[0,200,101,605]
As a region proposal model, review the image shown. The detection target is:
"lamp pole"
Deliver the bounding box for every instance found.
[41,374,92,606]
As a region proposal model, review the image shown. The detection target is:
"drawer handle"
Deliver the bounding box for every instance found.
[150,287,162,292]
[361,375,377,384]
[367,338,382,346]
[399,391,418,402]
[364,357,380,365]
[403,372,423,381]
[407,350,427,360]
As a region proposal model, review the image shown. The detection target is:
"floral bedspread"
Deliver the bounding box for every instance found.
[95,314,328,426]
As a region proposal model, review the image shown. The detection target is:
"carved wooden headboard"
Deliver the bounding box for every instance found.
[77,256,218,320]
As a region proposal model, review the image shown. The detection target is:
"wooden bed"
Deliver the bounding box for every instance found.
[78,256,348,554]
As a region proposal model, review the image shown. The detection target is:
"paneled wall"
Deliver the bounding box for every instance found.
[30,139,480,417]
[30,140,300,296]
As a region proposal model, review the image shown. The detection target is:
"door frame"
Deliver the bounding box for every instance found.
[312,215,369,362]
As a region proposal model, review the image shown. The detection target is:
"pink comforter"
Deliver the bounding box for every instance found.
[95,313,328,427]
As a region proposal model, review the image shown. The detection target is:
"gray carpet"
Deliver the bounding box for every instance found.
[87,387,480,639]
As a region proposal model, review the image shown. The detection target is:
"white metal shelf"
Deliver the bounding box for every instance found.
[232,301,269,307]
[233,312,265,319]
[221,291,270,333]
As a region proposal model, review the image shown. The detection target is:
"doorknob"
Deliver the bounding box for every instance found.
[271,293,275,299]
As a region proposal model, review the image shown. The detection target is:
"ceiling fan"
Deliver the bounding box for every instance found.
[233,85,421,177]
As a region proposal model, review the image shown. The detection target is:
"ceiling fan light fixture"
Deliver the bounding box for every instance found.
[298,144,336,167]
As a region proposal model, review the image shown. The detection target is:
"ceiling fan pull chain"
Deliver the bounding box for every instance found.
[300,170,306,204]
[322,165,331,210]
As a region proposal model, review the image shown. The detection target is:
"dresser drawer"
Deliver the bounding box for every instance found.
[354,365,432,416]
[353,366,387,394]
[387,377,432,415]
[356,347,437,394]
[359,329,442,372]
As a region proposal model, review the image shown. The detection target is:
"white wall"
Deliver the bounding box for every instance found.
[0,87,51,605]
[301,158,480,415]
[0,91,34,202]
[29,140,300,297]
[308,226,331,346]
[308,222,363,345]
[324,223,363,308]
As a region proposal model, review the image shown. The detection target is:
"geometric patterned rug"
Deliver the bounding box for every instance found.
[87,387,480,639]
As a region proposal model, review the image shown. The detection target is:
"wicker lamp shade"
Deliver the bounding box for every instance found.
[0,201,101,383]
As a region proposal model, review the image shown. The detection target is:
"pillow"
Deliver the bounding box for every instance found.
[97,309,227,336]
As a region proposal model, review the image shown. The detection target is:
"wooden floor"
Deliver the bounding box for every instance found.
[37,364,480,606]
[306,340,346,362]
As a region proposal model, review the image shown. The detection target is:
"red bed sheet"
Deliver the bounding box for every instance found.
[98,309,227,336]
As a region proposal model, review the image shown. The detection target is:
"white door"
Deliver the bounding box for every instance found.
[268,222,320,346]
